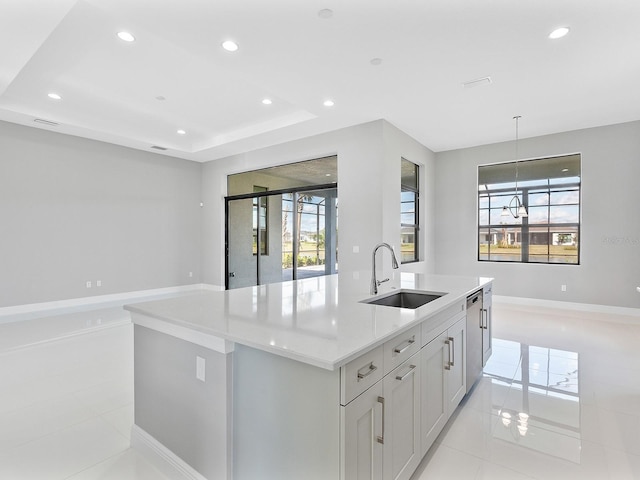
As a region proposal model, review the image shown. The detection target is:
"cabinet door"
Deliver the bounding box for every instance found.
[446,318,466,414]
[382,355,421,480]
[420,331,448,456]
[342,382,384,480]
[482,288,493,366]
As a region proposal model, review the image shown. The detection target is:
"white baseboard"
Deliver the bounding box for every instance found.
[131,425,208,480]
[495,295,640,319]
[0,283,225,320]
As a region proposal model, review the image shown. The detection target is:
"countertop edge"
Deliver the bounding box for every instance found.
[125,276,493,371]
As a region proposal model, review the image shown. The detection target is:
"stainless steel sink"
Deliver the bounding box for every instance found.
[362,290,445,309]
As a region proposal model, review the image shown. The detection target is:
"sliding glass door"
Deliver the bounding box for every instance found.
[225,186,338,290]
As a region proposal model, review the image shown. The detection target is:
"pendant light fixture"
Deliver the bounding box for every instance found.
[501,115,528,220]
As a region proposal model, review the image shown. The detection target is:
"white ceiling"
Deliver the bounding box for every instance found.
[1,0,639,162]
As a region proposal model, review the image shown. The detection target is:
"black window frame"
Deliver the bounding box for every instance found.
[478,154,581,265]
[252,186,268,256]
[401,158,419,264]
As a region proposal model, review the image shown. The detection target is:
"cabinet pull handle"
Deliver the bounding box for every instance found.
[357,362,377,380]
[444,336,455,369]
[377,396,385,444]
[393,337,415,354]
[449,336,455,367]
[479,309,483,329]
[395,364,416,381]
[444,339,451,370]
[482,309,488,329]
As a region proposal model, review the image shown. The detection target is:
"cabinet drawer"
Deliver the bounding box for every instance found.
[383,324,421,375]
[340,345,384,405]
[421,300,465,347]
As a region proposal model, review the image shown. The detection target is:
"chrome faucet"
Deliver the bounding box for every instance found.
[371,242,399,295]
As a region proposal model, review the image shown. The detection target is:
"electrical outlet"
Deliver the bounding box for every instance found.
[189,272,193,278]
[96,280,102,287]
[561,284,567,292]
[86,281,92,288]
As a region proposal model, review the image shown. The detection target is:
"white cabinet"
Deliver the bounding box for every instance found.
[382,353,421,480]
[446,318,466,412]
[419,330,447,455]
[341,345,384,405]
[342,382,384,480]
[419,316,466,455]
[482,285,493,366]
[342,351,421,480]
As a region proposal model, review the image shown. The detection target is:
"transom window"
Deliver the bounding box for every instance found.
[478,154,581,264]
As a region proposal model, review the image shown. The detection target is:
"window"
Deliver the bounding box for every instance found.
[252,186,268,255]
[401,158,419,263]
[478,154,581,264]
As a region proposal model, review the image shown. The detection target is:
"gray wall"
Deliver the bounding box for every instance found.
[434,120,640,309]
[134,325,232,479]
[5,116,638,310]
[0,121,202,308]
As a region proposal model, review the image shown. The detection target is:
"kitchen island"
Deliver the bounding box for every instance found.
[125,272,492,480]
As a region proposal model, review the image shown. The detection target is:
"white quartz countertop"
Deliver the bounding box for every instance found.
[125,272,492,370]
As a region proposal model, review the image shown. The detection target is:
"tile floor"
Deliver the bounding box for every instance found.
[1,301,639,479]
[0,306,169,480]
[412,303,640,480]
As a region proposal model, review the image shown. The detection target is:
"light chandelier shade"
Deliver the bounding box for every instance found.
[502,115,528,220]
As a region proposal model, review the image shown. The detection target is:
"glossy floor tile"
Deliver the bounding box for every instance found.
[412,302,640,480]
[1,300,639,479]
[0,318,169,479]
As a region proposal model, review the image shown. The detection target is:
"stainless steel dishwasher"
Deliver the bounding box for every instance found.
[466,290,483,392]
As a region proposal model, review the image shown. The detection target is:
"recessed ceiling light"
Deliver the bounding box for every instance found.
[318,9,334,19]
[323,99,335,107]
[48,93,61,100]
[155,95,166,101]
[562,168,569,172]
[222,40,239,52]
[177,129,186,135]
[549,27,570,39]
[117,31,135,42]
[262,98,272,105]
[370,58,383,66]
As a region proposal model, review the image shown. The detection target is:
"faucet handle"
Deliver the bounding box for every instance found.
[377,278,389,287]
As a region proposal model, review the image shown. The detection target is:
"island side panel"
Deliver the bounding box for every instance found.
[134,325,232,480]
[233,344,341,480]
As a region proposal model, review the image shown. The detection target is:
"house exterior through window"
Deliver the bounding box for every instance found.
[478,153,581,264]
